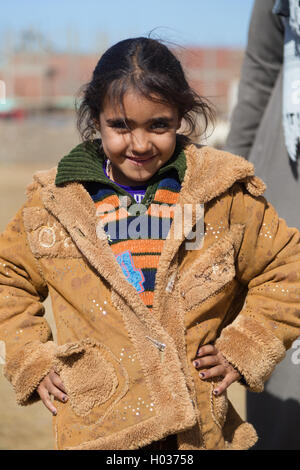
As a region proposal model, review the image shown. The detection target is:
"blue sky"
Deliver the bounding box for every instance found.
[1,0,255,53]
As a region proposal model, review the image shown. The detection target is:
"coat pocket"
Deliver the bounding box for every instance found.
[23,207,81,258]
[54,338,129,418]
[179,224,244,311]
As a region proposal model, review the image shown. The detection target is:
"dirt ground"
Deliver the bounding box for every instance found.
[0,116,245,450]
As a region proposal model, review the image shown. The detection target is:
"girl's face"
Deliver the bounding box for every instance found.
[98,90,181,186]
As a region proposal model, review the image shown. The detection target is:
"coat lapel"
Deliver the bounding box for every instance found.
[152,143,265,316]
[36,170,151,319]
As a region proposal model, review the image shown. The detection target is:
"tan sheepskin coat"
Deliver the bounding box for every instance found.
[1,143,300,450]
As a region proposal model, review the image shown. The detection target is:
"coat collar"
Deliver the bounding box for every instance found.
[32,141,265,321]
[35,139,264,207]
[54,136,187,209]
[54,137,187,187]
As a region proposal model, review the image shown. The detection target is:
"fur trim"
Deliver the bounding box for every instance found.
[226,423,258,450]
[32,167,57,187]
[111,290,197,447]
[242,175,266,197]
[25,180,42,202]
[210,381,228,429]
[179,145,259,204]
[223,402,258,450]
[151,251,206,450]
[215,314,286,392]
[4,340,57,405]
[225,422,258,450]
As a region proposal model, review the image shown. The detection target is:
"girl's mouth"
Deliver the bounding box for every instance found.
[126,155,157,166]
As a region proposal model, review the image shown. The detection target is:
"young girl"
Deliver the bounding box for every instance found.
[1,37,300,451]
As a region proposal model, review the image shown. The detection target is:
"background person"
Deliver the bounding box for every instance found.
[226,0,300,449]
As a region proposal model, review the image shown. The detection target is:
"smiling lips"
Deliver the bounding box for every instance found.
[126,155,156,166]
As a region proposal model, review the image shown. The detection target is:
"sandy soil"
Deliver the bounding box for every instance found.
[0,161,59,450]
[0,115,76,450]
[0,117,245,450]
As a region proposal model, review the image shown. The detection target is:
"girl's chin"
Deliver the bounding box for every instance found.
[111,158,164,185]
[123,171,154,185]
[122,164,159,184]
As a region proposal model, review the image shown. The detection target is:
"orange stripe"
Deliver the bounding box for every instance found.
[131,254,160,269]
[147,204,176,218]
[109,239,164,254]
[154,189,180,204]
[96,207,128,224]
[139,290,154,306]
[95,194,120,212]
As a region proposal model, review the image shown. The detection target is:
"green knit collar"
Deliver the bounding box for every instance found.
[55,136,187,188]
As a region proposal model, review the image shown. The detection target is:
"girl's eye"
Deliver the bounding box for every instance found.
[110,120,130,131]
[108,119,170,132]
[150,121,169,131]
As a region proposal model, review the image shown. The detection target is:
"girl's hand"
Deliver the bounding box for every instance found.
[37,368,68,415]
[193,345,241,395]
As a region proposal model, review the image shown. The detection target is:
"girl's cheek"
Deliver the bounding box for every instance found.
[155,134,177,155]
[103,135,129,158]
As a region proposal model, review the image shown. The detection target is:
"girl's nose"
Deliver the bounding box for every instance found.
[130,130,152,155]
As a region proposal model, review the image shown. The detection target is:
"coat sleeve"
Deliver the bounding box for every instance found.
[0,195,56,406]
[225,0,284,158]
[215,182,300,392]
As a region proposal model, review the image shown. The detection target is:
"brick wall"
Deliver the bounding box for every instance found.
[0,47,244,117]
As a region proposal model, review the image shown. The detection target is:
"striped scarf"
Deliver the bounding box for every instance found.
[89,174,181,309]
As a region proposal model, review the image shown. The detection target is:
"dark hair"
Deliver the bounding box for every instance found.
[76,37,215,142]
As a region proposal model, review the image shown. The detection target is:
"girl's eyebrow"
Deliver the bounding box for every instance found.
[149,116,174,123]
[106,118,126,125]
[106,116,174,125]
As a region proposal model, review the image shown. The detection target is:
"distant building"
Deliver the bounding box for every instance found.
[178,47,244,117]
[0,48,244,117]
